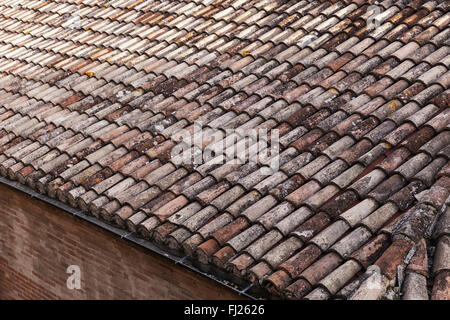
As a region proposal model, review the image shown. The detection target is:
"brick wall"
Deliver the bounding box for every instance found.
[0,183,241,300]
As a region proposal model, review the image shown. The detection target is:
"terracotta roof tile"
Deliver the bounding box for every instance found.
[319,260,361,295]
[431,271,450,300]
[407,238,429,277]
[375,238,415,280]
[248,261,272,285]
[349,233,390,269]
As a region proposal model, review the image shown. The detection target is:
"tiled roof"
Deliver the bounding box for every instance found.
[0,0,449,300]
